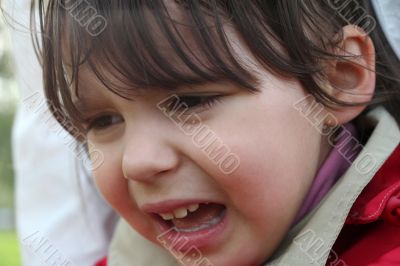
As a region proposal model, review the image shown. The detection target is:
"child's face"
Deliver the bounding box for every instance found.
[79,25,331,266]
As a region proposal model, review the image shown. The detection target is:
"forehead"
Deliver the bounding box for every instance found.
[62,1,263,112]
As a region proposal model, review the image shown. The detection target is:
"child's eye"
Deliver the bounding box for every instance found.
[86,113,123,131]
[174,95,223,113]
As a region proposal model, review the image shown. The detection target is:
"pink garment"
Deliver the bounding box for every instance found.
[293,123,360,224]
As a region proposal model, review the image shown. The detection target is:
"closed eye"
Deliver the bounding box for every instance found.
[85,113,124,132]
[84,95,222,132]
[172,94,223,113]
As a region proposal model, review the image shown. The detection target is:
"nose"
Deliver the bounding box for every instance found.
[121,128,180,183]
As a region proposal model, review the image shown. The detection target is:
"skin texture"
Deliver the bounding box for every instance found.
[76,25,375,265]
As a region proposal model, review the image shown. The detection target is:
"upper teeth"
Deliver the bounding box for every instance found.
[159,203,200,220]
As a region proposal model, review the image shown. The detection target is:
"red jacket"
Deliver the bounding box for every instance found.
[96,146,400,266]
[95,257,107,266]
[329,145,400,265]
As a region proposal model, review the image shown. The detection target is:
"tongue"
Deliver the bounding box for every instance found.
[172,203,225,230]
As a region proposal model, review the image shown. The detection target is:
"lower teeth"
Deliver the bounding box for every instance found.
[172,209,225,233]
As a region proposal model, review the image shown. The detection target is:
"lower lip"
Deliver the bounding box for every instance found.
[154,208,228,252]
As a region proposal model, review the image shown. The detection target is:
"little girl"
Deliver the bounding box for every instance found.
[30,0,400,265]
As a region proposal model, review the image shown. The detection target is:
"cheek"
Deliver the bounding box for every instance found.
[91,150,155,236]
[202,87,322,229]
[93,164,129,210]
[89,147,128,208]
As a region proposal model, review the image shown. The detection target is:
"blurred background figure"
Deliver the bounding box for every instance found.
[373,0,400,58]
[0,1,117,265]
[0,4,19,266]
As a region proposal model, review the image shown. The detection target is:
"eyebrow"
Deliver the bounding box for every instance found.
[73,97,92,114]
[73,95,112,114]
[73,98,88,113]
[72,82,139,113]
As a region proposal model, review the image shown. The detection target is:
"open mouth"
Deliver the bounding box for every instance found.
[144,200,229,250]
[154,202,227,233]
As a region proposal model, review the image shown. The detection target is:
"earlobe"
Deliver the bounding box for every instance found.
[325,25,376,126]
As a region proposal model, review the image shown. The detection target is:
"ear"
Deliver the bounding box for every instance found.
[325,25,376,125]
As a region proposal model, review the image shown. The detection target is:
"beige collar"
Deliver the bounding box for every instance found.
[266,107,400,265]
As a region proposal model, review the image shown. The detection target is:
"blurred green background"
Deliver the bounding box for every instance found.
[0,17,21,266]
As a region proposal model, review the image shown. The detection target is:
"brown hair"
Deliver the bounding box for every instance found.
[30,0,400,138]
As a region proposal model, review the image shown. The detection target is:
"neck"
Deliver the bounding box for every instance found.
[292,123,359,224]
